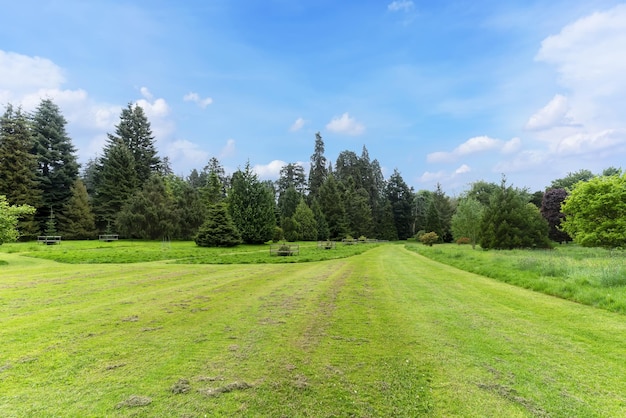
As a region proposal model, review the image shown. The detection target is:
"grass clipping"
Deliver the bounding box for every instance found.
[115,395,152,409]
[198,381,252,397]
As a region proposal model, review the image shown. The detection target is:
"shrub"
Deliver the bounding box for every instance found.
[420,232,439,246]
[456,237,471,245]
[272,226,284,243]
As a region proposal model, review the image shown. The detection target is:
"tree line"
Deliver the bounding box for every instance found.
[0,99,624,249]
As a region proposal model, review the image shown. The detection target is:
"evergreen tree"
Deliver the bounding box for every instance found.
[293,199,318,241]
[277,162,307,196]
[93,140,138,229]
[281,217,299,242]
[385,169,414,240]
[0,104,42,238]
[480,177,550,249]
[431,183,453,242]
[308,132,328,201]
[424,200,443,240]
[30,99,79,232]
[451,197,483,249]
[228,162,276,244]
[277,185,300,220]
[107,103,160,186]
[334,150,361,189]
[375,198,398,241]
[413,190,432,235]
[318,174,347,239]
[116,175,177,240]
[310,197,329,240]
[343,178,374,238]
[58,179,97,239]
[195,202,242,247]
[167,175,206,240]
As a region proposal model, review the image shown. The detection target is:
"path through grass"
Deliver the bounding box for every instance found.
[1,245,625,416]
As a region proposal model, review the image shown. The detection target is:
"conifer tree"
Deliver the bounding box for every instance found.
[107,103,160,186]
[0,104,42,238]
[58,179,97,239]
[385,169,414,240]
[293,199,318,241]
[318,174,347,239]
[308,132,328,201]
[31,99,79,232]
[195,202,241,247]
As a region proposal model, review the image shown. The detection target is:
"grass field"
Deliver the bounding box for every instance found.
[2,242,626,416]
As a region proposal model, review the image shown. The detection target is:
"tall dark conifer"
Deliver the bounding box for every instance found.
[31,99,80,231]
[308,132,328,201]
[0,104,42,238]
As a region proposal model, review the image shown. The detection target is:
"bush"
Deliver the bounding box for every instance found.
[272,226,284,243]
[419,232,439,247]
[456,237,471,245]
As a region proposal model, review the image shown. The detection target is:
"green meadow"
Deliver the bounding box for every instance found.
[1,241,626,417]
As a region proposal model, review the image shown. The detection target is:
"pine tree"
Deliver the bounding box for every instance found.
[228,162,276,244]
[195,202,242,247]
[308,132,328,201]
[107,103,161,186]
[0,104,42,239]
[318,174,347,239]
[310,197,329,240]
[385,169,414,240]
[31,99,79,232]
[93,140,138,229]
[58,179,97,239]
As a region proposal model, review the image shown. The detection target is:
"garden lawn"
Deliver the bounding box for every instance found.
[1,244,625,416]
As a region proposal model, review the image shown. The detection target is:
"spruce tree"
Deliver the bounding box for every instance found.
[228,162,276,244]
[107,103,161,186]
[58,179,97,239]
[31,99,79,232]
[293,199,318,241]
[308,132,328,201]
[195,202,241,247]
[0,104,42,238]
[318,174,347,239]
[385,169,414,240]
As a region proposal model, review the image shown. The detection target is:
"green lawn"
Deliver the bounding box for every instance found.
[1,243,626,416]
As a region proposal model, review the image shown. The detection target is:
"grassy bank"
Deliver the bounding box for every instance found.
[407,243,626,314]
[2,245,626,416]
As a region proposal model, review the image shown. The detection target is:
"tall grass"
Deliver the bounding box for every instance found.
[407,243,626,314]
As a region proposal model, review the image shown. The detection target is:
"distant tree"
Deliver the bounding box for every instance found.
[480,177,550,249]
[293,199,318,241]
[335,150,361,189]
[343,178,374,238]
[318,174,347,239]
[412,190,432,236]
[451,197,483,249]
[430,183,453,242]
[277,163,307,196]
[602,166,622,177]
[228,162,276,244]
[540,188,570,243]
[529,190,544,208]
[116,175,177,240]
[560,173,626,248]
[466,180,499,206]
[107,103,161,186]
[167,175,206,240]
[281,217,299,242]
[385,169,414,240]
[0,104,42,238]
[550,169,594,191]
[0,195,35,244]
[31,99,80,232]
[58,179,97,239]
[310,197,329,240]
[424,200,442,241]
[375,198,398,241]
[93,140,138,229]
[277,185,300,220]
[419,231,439,247]
[308,132,328,201]
[195,202,241,247]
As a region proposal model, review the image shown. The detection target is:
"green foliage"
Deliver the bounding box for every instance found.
[58,180,97,239]
[194,202,242,247]
[31,99,79,232]
[480,177,550,249]
[281,217,299,242]
[561,173,626,248]
[293,199,317,241]
[0,195,36,244]
[319,174,347,239]
[308,132,328,200]
[451,197,483,249]
[385,169,414,240]
[116,175,177,240]
[166,175,206,240]
[550,169,595,191]
[272,226,284,243]
[229,163,276,244]
[419,231,439,246]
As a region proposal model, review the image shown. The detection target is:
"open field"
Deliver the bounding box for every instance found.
[2,243,626,416]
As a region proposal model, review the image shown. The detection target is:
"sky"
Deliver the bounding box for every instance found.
[1,0,626,194]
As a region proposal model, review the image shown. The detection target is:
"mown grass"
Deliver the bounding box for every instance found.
[407,243,626,314]
[2,244,626,416]
[0,239,379,264]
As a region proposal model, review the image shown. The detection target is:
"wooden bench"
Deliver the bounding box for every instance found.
[270,244,300,256]
[99,234,119,242]
[317,241,336,249]
[38,236,62,245]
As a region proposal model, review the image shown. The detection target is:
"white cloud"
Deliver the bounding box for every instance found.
[289,117,306,132]
[525,94,574,131]
[388,0,414,12]
[253,160,286,180]
[418,170,446,183]
[494,150,548,173]
[0,50,65,93]
[427,135,513,163]
[326,112,365,136]
[220,139,236,159]
[502,137,522,154]
[140,86,153,100]
[166,139,209,166]
[454,164,471,175]
[554,129,626,156]
[136,97,170,118]
[184,92,213,108]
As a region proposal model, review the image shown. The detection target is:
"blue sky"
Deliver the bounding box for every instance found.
[1,0,626,194]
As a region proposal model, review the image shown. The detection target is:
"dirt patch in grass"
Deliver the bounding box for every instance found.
[478,383,549,417]
[121,315,139,322]
[198,381,253,397]
[115,395,152,409]
[105,363,126,371]
[171,378,192,394]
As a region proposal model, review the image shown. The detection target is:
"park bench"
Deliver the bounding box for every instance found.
[270,243,300,256]
[99,234,119,242]
[317,241,336,249]
[38,236,62,245]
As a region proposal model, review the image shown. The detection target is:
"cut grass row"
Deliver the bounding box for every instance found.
[0,240,379,264]
[2,244,626,416]
[407,243,626,314]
